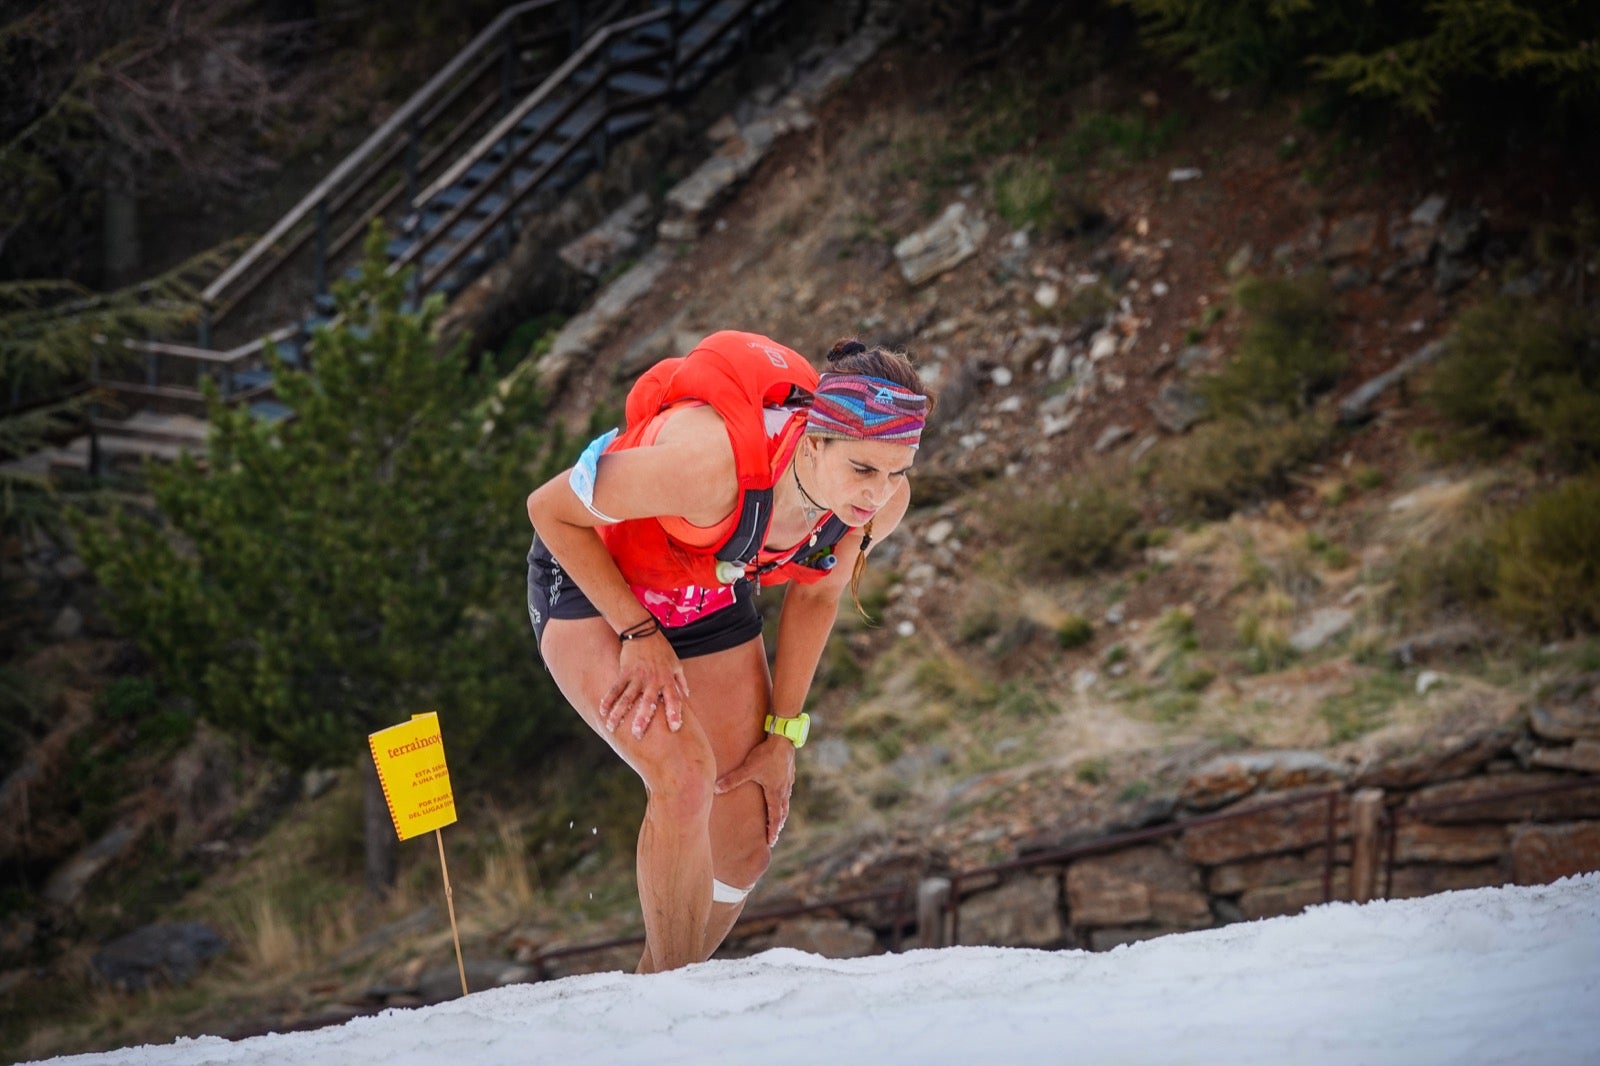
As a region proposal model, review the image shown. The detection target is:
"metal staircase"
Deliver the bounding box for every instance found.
[68,0,783,473]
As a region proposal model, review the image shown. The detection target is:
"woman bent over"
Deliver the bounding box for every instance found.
[525,330,932,973]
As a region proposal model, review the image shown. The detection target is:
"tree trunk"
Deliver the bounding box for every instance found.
[363,753,397,897]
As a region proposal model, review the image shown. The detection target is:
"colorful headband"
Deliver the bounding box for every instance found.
[807,374,927,447]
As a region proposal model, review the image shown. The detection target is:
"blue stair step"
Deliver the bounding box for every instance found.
[231,368,274,394]
[607,112,652,138]
[487,137,575,168]
[605,70,669,98]
[605,39,668,68]
[249,400,294,423]
[430,186,507,216]
[634,18,671,45]
[513,101,566,137]
[463,160,537,190]
[275,341,304,368]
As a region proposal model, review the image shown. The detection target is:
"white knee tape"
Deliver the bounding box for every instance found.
[712,878,751,904]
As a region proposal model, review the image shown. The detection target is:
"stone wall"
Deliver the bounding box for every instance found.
[729,684,1600,958]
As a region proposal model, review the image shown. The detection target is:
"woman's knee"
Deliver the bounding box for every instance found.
[638,743,717,821]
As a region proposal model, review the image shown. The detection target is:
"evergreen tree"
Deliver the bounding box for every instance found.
[1,246,227,542]
[1114,0,1600,121]
[73,228,573,892]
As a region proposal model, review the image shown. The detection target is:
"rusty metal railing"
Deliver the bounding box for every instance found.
[1380,775,1600,899]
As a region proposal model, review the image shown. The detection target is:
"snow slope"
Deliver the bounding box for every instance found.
[29,873,1600,1066]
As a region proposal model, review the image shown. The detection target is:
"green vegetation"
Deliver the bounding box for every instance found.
[1320,671,1410,743]
[0,248,229,541]
[1427,294,1600,472]
[1148,274,1341,521]
[1056,614,1095,650]
[1493,475,1600,638]
[1014,477,1142,575]
[72,232,574,886]
[991,160,1060,232]
[1201,274,1343,419]
[1075,756,1111,785]
[1151,414,1333,521]
[1059,109,1185,167]
[1237,588,1297,674]
[1113,0,1600,123]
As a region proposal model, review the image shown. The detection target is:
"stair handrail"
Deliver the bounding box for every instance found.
[415,6,673,208]
[198,0,568,315]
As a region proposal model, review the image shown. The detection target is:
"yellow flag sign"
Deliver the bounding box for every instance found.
[368,712,457,841]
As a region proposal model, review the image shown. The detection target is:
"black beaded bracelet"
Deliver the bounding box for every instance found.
[618,617,661,641]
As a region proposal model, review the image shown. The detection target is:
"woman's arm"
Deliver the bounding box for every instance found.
[715,478,913,845]
[769,476,912,719]
[525,409,737,737]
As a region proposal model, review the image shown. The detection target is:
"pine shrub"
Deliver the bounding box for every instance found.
[1493,476,1600,638]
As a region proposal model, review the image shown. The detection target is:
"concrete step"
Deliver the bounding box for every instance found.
[44,433,200,475]
[91,410,211,446]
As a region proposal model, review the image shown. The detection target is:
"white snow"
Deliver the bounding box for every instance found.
[27,874,1600,1066]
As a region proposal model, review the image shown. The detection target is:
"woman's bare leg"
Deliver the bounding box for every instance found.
[539,616,714,972]
[537,619,773,973]
[686,636,774,960]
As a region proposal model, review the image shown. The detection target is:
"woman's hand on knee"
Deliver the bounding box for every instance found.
[713,737,797,847]
[601,633,689,739]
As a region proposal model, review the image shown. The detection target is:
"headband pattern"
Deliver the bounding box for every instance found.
[807,373,927,446]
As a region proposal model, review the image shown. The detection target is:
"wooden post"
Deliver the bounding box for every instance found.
[436,829,469,997]
[1349,788,1385,903]
[917,877,951,949]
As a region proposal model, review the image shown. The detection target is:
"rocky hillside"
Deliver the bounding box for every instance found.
[5,1,1599,1058]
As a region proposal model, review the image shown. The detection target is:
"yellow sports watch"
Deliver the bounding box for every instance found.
[764,712,810,748]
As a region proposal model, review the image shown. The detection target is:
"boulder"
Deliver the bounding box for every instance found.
[1238,872,1347,920]
[1352,723,1521,790]
[958,874,1063,947]
[1149,383,1207,434]
[894,202,990,286]
[1182,751,1347,811]
[1530,740,1600,774]
[1402,773,1600,824]
[1511,822,1600,885]
[1529,675,1600,741]
[1182,788,1337,865]
[1390,620,1489,666]
[1386,862,1504,900]
[91,922,228,991]
[1092,425,1133,453]
[1336,341,1446,425]
[1393,823,1507,864]
[43,818,151,908]
[1066,845,1209,930]
[1207,849,1345,897]
[557,192,651,279]
[1289,607,1354,653]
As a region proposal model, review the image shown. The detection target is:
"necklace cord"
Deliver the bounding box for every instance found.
[793,461,826,519]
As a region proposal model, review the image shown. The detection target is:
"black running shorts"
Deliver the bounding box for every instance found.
[526,537,764,660]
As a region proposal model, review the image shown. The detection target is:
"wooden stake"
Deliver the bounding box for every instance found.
[1349,788,1385,904]
[436,828,469,996]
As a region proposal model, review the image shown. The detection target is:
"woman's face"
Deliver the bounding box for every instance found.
[802,437,916,526]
